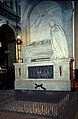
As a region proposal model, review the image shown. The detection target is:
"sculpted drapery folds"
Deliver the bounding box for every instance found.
[49,20,69,59]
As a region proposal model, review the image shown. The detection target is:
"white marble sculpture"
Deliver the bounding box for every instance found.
[14,23,71,91]
[49,20,69,59]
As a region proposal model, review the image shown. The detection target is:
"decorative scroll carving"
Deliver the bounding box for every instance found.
[35,83,46,90]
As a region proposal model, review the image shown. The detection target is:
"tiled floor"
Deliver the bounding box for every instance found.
[0,110,78,119]
[0,111,46,119]
[0,90,78,119]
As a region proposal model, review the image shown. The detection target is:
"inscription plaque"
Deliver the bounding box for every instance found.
[28,65,53,79]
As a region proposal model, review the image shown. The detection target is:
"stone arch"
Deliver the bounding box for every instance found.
[0,24,16,69]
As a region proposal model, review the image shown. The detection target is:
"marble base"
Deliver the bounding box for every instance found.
[14,58,71,91]
[15,79,71,91]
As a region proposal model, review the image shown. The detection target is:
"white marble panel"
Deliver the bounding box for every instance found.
[15,80,71,91]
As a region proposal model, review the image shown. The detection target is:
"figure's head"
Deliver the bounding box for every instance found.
[49,20,56,27]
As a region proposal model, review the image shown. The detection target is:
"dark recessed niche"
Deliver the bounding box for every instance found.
[28,65,53,79]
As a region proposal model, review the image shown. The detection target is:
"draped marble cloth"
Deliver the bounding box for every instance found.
[49,20,69,59]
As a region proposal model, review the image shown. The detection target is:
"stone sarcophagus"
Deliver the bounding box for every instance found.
[14,37,71,91]
[22,40,53,62]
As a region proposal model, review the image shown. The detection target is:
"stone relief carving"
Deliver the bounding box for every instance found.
[29,1,69,59]
[29,39,51,46]
[29,20,69,59]
[30,1,62,42]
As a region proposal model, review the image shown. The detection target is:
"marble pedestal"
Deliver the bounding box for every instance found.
[14,58,71,91]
